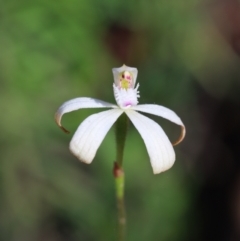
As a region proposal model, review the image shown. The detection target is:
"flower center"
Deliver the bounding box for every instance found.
[119,71,133,89]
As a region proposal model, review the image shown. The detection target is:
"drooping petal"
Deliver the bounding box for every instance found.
[131,104,185,146]
[112,65,138,87]
[70,109,123,164]
[125,109,175,174]
[55,97,117,133]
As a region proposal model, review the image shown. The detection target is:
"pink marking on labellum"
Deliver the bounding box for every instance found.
[124,101,132,107]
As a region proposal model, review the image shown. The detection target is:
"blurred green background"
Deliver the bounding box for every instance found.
[1,0,240,240]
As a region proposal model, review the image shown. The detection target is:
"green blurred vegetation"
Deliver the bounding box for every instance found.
[1,0,240,240]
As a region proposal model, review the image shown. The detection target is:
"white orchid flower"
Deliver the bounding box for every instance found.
[55,65,185,174]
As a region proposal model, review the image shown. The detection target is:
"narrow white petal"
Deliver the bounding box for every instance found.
[55,97,117,133]
[131,104,185,145]
[125,110,175,174]
[70,109,123,164]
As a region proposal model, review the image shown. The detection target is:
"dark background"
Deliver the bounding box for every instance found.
[1,0,240,240]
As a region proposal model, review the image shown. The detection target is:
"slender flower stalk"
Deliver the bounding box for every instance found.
[115,113,128,167]
[114,113,128,240]
[55,65,186,240]
[113,162,126,241]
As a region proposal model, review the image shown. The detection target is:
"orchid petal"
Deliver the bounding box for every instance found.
[125,110,175,174]
[55,97,117,133]
[70,109,123,164]
[131,104,185,146]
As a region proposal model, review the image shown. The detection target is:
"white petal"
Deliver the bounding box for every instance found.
[55,97,117,133]
[131,104,185,146]
[125,110,175,174]
[112,65,138,87]
[70,109,123,164]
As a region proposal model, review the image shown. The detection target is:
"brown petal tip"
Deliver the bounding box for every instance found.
[172,125,185,146]
[54,112,70,134]
[59,126,70,134]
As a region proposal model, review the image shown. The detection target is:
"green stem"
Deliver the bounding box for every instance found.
[114,113,128,241]
[114,162,126,241]
[115,113,128,167]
